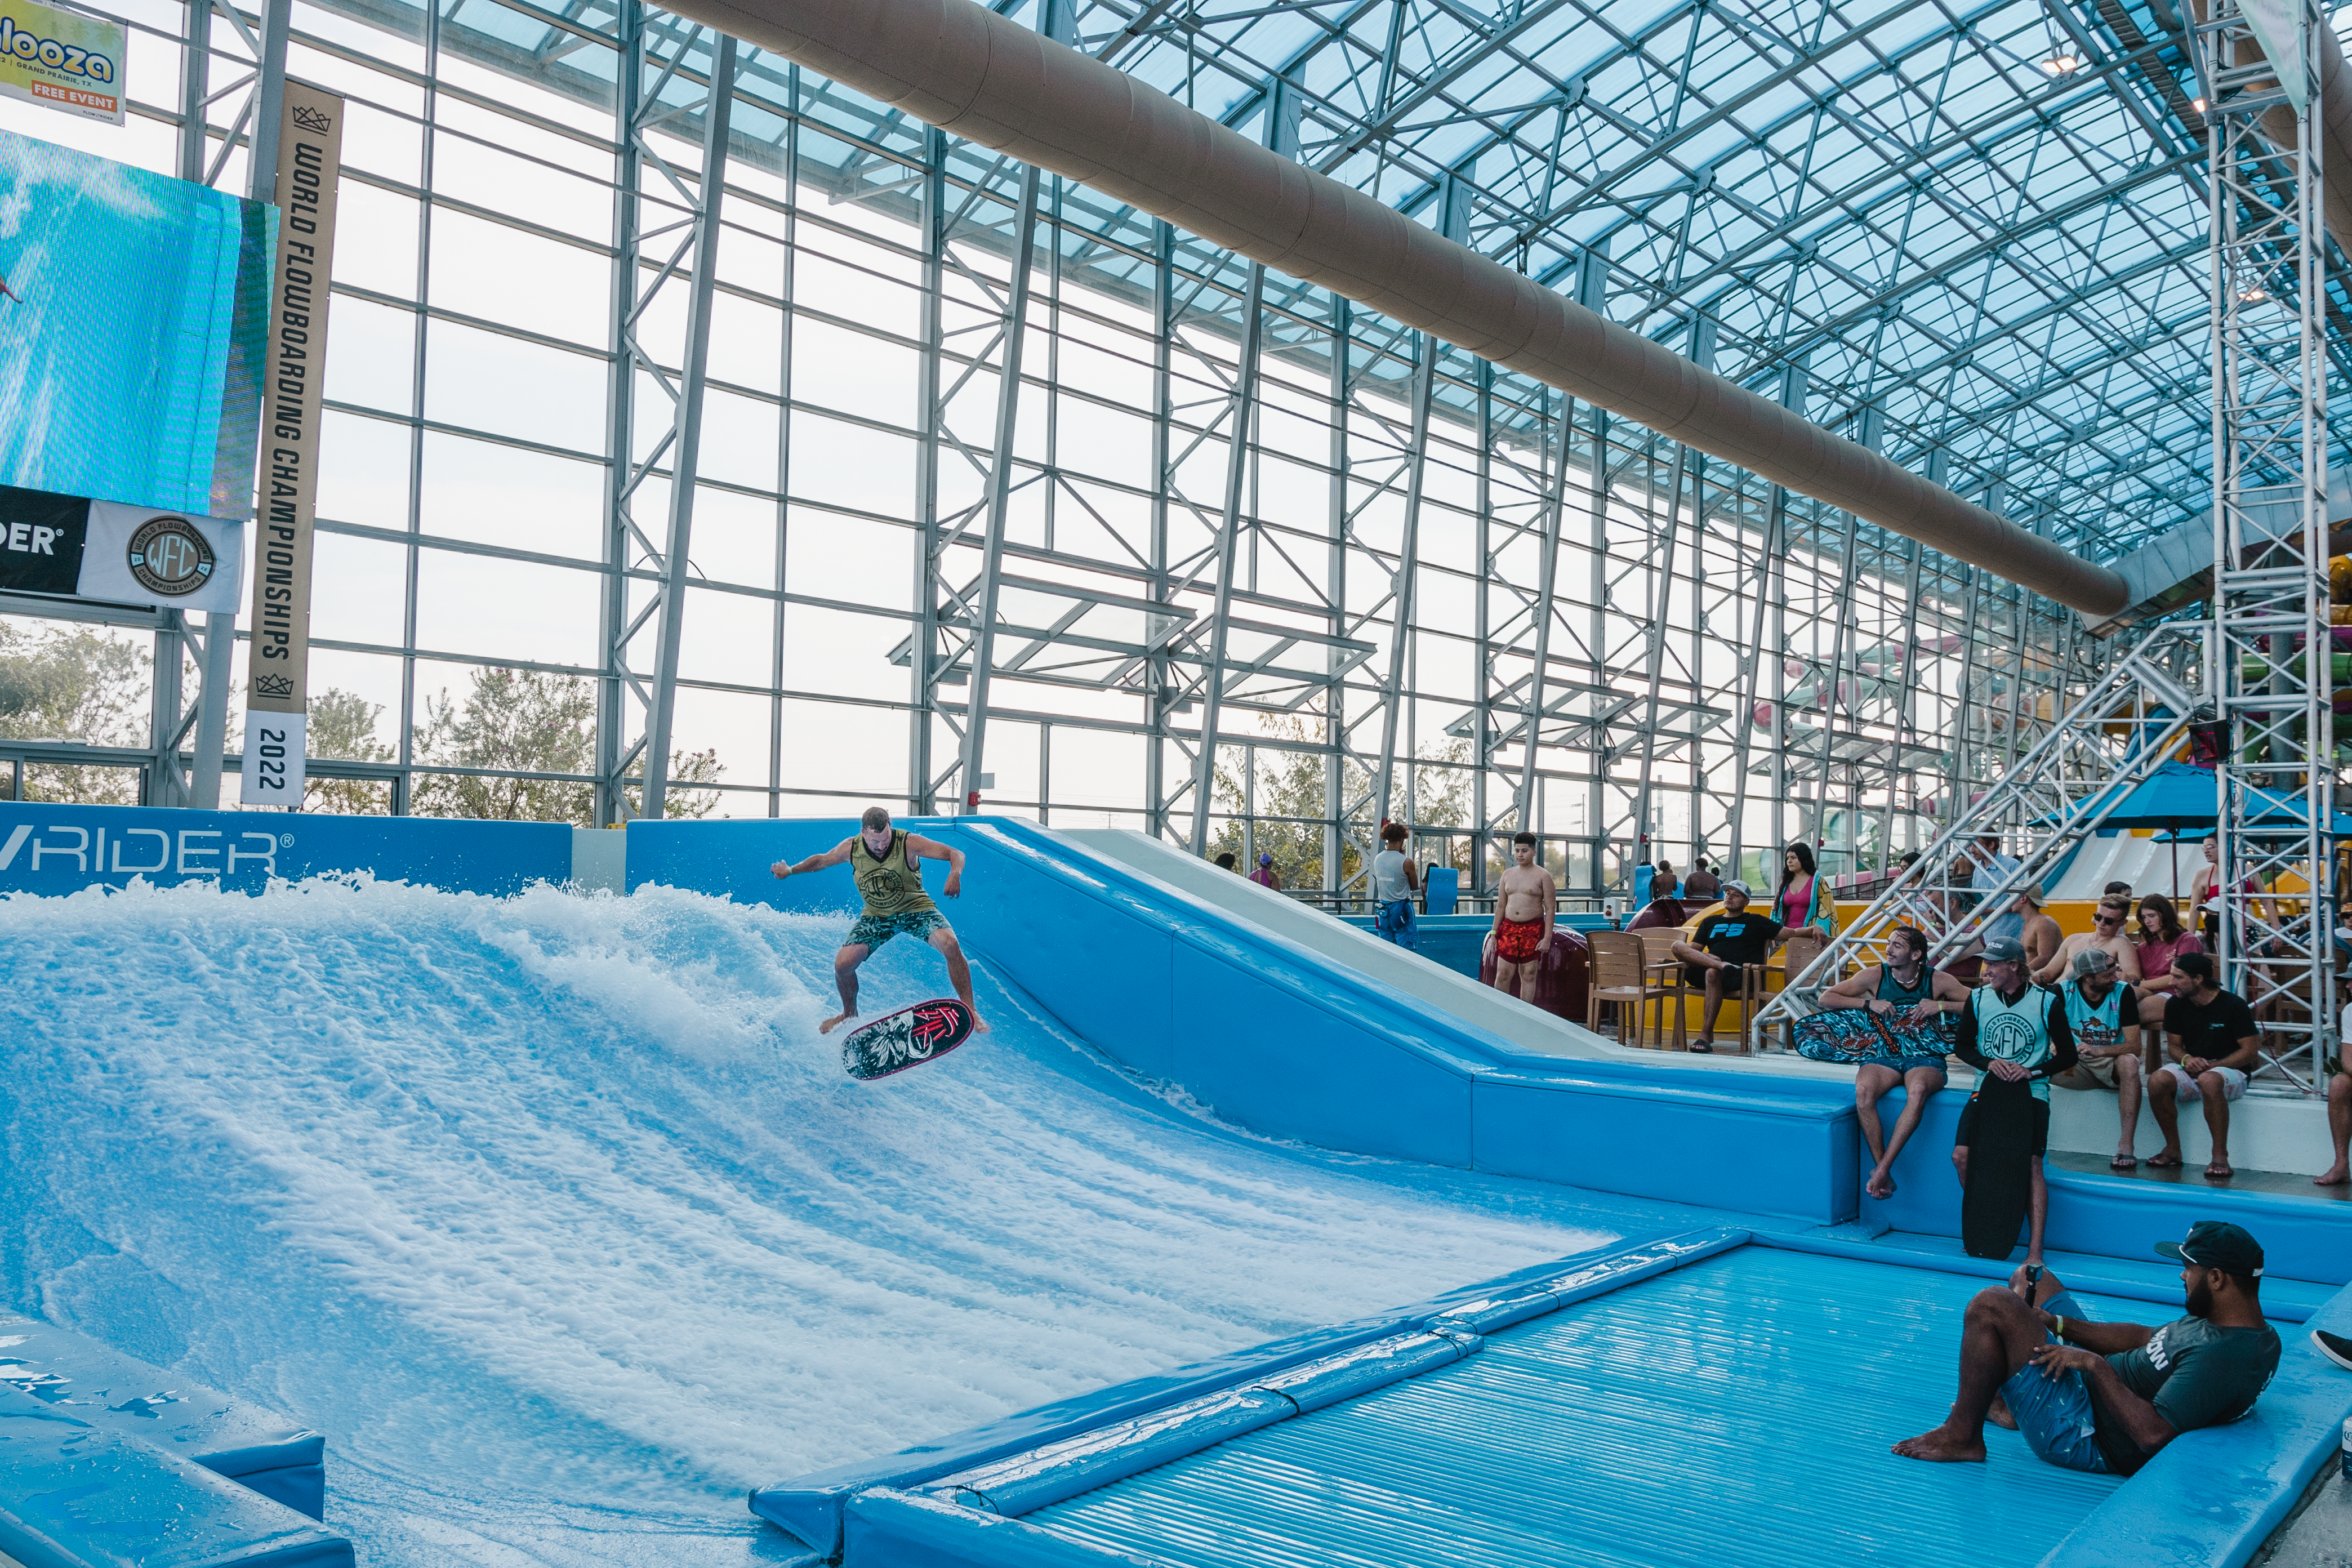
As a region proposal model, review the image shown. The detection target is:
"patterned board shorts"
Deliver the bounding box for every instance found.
[846,908,949,952]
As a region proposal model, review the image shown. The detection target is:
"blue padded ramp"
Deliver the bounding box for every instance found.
[0,1309,325,1518]
[1023,1248,2121,1568]
[0,1381,351,1568]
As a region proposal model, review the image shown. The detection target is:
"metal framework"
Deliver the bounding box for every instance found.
[2199,0,2335,1089]
[0,0,2341,945]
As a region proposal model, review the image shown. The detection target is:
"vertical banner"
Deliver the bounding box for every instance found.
[242,83,343,808]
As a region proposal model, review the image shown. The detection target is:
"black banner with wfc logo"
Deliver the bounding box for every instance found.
[242,83,344,808]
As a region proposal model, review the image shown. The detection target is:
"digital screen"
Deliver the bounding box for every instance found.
[0,126,274,518]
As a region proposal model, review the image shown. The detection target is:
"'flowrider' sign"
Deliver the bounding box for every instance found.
[242,83,344,809]
[0,485,242,611]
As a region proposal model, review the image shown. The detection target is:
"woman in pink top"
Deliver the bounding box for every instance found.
[2132,893,2206,1037]
[1777,843,1827,932]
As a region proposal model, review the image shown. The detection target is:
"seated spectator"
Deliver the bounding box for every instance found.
[1893,1224,2281,1474]
[1682,855,1721,902]
[2048,948,2145,1170]
[1669,881,1785,1054]
[1214,851,1237,870]
[2036,894,2142,986]
[2132,894,2204,1036]
[2104,880,2133,901]
[1652,859,1680,901]
[2149,953,2261,1178]
[1817,924,1970,1199]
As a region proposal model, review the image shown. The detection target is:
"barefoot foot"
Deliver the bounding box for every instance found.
[1892,1427,1988,1463]
[1865,1165,1896,1200]
[972,1015,992,1034]
[819,1010,857,1035]
[2316,1164,2350,1186]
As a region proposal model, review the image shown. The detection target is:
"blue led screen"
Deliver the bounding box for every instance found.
[0,126,273,518]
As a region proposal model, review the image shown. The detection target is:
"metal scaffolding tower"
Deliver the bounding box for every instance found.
[597,10,738,823]
[2198,0,2336,1089]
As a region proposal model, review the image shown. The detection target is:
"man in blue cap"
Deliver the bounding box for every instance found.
[1950,933,2077,1266]
[1894,1219,2281,1471]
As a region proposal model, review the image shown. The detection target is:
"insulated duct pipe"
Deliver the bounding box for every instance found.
[2194,0,2352,256]
[690,0,2132,616]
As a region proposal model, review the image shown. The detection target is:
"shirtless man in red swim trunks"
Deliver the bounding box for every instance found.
[1486,831,1555,999]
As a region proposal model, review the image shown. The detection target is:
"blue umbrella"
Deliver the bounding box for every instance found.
[2074,761,2221,830]
[2046,761,2217,898]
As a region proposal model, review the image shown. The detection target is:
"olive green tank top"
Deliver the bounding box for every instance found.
[850,829,937,918]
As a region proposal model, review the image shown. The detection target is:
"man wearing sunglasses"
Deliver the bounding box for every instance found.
[2034,893,2142,987]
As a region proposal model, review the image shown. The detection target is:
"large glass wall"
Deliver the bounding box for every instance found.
[0,0,2098,902]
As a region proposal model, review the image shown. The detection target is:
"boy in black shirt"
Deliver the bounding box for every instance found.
[1669,881,1784,1052]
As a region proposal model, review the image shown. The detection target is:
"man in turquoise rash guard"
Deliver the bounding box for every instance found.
[1950,935,2077,1270]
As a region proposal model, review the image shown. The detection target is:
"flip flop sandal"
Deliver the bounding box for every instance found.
[2145,1154,2184,1168]
[1689,1039,1714,1054]
[2111,1155,2139,1170]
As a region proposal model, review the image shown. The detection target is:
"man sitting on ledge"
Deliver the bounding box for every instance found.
[1893,1220,2280,1472]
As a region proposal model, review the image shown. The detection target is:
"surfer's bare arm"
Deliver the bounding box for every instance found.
[1897,969,1972,1027]
[1818,969,1880,1011]
[906,833,965,897]
[772,838,856,879]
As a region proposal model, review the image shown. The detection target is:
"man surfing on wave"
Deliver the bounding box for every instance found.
[772,807,988,1036]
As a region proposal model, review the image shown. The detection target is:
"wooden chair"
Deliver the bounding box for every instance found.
[1757,929,1832,1053]
[1636,929,1694,1049]
[1668,942,1769,1053]
[1588,931,1671,1049]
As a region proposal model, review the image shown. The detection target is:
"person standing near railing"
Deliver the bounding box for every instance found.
[1370,822,1422,950]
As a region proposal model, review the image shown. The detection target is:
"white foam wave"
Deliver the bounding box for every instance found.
[1,876,1619,1562]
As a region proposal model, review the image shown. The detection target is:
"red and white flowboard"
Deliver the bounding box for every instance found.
[840,998,976,1081]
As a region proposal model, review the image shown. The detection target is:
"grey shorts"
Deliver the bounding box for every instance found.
[845,908,948,952]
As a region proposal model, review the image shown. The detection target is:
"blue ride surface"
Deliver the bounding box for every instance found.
[3,806,2347,1567]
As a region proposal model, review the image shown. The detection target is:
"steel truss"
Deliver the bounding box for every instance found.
[2198,0,2335,1090]
[1753,621,2204,1048]
[0,0,2117,888]
[596,7,738,823]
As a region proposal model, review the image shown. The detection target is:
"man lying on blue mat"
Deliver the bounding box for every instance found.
[1892,1220,2280,1472]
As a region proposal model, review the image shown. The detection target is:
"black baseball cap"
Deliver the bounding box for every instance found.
[2157,1220,2264,1277]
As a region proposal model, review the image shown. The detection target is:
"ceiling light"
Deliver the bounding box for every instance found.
[2039,51,2082,75]
[2193,96,2208,112]
[2240,285,2270,302]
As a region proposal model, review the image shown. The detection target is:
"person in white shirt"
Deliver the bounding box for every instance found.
[1370,822,1422,950]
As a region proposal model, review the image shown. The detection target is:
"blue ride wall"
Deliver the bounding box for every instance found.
[626,815,1861,1224]
[9,803,2342,1277]
[0,801,570,896]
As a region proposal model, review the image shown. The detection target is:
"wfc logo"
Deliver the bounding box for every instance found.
[0,821,281,877]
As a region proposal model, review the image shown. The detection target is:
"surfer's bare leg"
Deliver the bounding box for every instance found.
[929,926,989,1032]
[1877,1064,1946,1199]
[1855,1063,1896,1173]
[822,943,870,1034]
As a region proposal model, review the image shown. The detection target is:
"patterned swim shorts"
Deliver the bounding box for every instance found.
[846,908,948,951]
